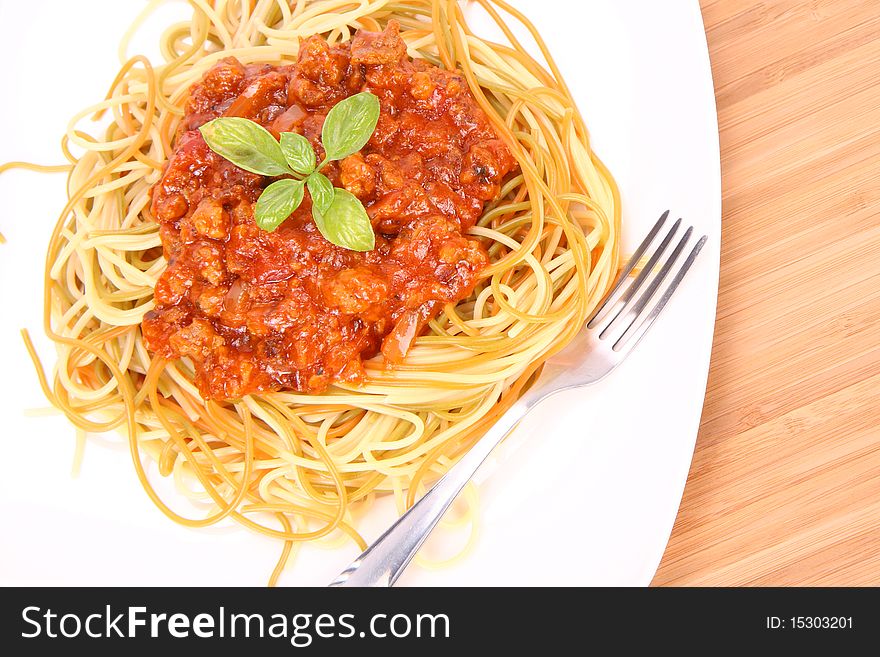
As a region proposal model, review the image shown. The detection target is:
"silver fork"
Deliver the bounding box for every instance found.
[330,211,708,587]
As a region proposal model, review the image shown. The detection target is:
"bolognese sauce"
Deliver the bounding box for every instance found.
[143,22,516,400]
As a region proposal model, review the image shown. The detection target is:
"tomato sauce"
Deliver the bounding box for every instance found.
[143,22,516,399]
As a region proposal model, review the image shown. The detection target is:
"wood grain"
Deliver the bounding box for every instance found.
[652,0,880,586]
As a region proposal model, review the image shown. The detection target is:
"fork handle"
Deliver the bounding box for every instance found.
[329,396,535,587]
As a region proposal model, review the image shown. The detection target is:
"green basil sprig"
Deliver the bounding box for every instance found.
[198,91,379,251]
[254,179,304,232]
[279,132,316,175]
[306,172,335,215]
[320,91,380,162]
[313,189,375,252]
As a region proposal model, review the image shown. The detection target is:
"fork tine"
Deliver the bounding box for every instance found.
[612,225,694,332]
[587,210,669,328]
[613,234,708,351]
[595,217,681,337]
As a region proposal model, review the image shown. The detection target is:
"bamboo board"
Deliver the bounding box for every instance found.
[653,0,880,586]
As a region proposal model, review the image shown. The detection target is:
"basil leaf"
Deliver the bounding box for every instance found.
[321,92,380,162]
[312,188,375,252]
[307,171,335,215]
[199,117,290,177]
[254,179,304,232]
[280,132,316,175]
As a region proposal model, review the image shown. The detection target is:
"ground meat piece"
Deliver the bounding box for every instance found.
[339,153,377,199]
[190,198,229,239]
[169,318,225,359]
[223,70,289,120]
[321,267,389,317]
[350,21,407,66]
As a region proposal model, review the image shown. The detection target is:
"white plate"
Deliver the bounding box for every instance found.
[0,0,719,586]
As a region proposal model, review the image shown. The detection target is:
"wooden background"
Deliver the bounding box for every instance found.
[652,0,880,585]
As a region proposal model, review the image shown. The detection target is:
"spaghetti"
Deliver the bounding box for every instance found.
[23,0,620,584]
